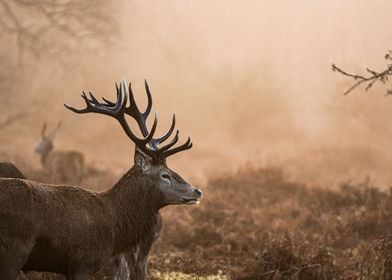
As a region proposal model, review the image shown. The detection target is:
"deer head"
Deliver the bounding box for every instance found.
[34,121,62,156]
[64,80,202,206]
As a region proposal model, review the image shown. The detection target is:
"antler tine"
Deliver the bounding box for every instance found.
[88,92,100,105]
[127,82,141,116]
[156,114,176,143]
[102,97,116,107]
[156,130,179,153]
[64,86,125,115]
[65,80,193,163]
[64,81,160,161]
[143,79,153,117]
[123,81,176,149]
[100,82,132,108]
[123,82,149,136]
[123,81,165,150]
[124,81,192,160]
[117,110,160,160]
[162,136,193,158]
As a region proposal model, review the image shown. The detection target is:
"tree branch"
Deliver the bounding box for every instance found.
[0,0,117,57]
[332,51,392,95]
[0,112,26,130]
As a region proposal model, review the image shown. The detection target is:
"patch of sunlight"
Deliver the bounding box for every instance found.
[151,270,228,280]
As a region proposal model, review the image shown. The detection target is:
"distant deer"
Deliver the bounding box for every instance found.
[0,80,202,280]
[0,162,25,179]
[34,122,84,185]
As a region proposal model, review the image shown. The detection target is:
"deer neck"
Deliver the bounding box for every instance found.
[40,148,52,167]
[102,167,163,254]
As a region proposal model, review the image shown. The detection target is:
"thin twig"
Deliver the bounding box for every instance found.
[0,0,116,58]
[332,63,392,95]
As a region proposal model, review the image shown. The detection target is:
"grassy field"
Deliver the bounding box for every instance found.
[147,166,392,279]
[8,159,392,280]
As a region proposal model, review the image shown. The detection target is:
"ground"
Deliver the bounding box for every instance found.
[6,158,392,280]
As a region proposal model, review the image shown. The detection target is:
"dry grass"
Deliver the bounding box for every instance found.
[4,155,392,279]
[149,165,392,279]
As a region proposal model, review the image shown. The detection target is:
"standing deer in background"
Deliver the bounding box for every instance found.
[35,122,84,185]
[0,80,202,280]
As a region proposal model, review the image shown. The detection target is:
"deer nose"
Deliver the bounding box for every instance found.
[194,188,203,197]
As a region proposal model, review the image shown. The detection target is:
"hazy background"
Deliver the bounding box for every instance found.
[1,0,392,187]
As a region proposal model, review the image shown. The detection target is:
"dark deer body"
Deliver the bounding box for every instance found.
[0,80,202,280]
[0,167,164,277]
[0,162,137,280]
[0,162,25,179]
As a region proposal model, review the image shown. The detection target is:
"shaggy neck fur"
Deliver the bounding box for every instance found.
[102,166,164,255]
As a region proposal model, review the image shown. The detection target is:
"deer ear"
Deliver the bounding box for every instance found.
[134,148,151,172]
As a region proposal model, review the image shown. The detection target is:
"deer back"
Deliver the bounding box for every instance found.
[0,162,26,179]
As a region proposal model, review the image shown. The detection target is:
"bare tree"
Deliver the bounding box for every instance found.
[0,0,116,58]
[0,112,25,130]
[332,50,392,95]
[0,0,118,125]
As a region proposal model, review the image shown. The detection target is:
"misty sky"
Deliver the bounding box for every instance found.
[3,0,392,186]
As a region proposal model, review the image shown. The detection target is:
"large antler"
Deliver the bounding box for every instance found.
[64,80,192,163]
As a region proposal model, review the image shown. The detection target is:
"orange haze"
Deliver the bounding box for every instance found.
[1,0,392,187]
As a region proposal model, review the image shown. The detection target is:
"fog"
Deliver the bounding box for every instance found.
[1,0,392,186]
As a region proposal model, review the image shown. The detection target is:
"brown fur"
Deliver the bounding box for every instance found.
[0,162,25,179]
[0,162,137,279]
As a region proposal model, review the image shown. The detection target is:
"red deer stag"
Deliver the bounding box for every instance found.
[34,122,84,185]
[0,80,202,280]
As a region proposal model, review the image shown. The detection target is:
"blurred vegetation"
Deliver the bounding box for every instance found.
[152,165,392,279]
[0,0,118,124]
[0,0,117,60]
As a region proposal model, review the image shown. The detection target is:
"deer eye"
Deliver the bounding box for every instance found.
[161,173,171,180]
